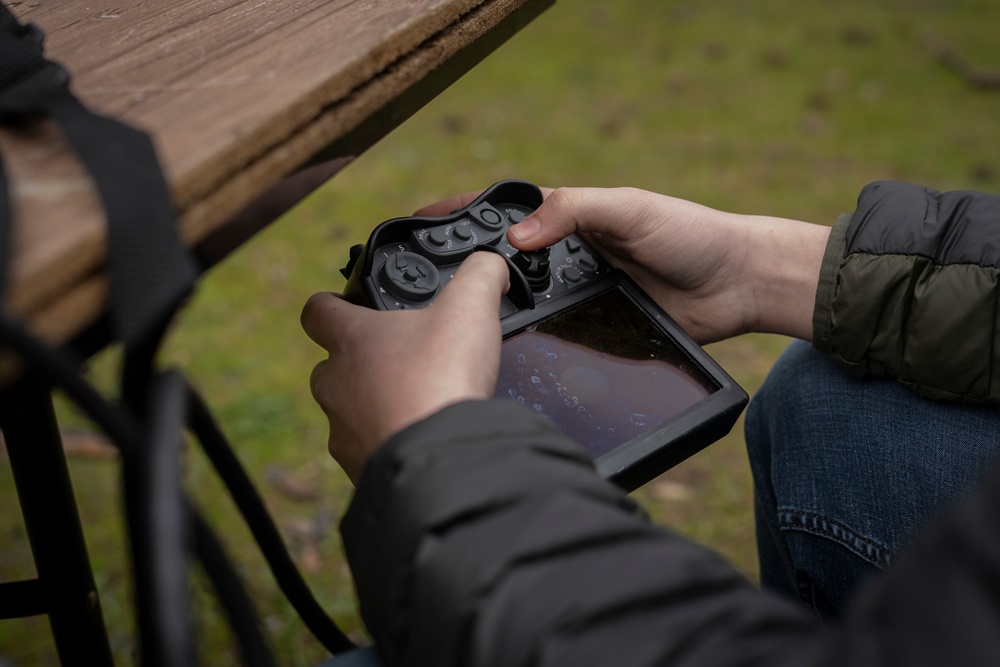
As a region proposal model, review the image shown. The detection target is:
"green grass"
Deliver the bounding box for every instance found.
[3,0,1000,663]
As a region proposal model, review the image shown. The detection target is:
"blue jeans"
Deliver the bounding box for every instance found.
[317,648,381,666]
[746,340,1000,617]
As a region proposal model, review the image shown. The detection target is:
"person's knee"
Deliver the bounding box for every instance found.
[745,340,891,614]
[746,338,1000,615]
[745,339,836,472]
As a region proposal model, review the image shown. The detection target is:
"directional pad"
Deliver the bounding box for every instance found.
[380,251,440,302]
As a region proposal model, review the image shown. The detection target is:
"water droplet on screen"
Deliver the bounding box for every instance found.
[517,353,526,364]
[533,404,543,412]
[531,376,542,385]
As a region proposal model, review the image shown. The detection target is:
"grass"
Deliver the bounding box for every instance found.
[3,0,1000,663]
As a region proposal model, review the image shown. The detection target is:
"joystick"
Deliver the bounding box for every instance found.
[380,251,440,301]
[511,248,551,292]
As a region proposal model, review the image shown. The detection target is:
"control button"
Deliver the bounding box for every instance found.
[428,228,448,247]
[474,205,504,231]
[565,238,582,253]
[481,209,501,225]
[576,254,598,272]
[563,266,583,283]
[410,223,503,260]
[507,208,526,223]
[380,251,440,302]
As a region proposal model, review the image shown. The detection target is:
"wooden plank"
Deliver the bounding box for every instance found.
[2,0,540,343]
[1,118,106,321]
[12,0,484,206]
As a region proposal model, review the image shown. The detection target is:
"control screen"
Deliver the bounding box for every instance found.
[495,288,718,460]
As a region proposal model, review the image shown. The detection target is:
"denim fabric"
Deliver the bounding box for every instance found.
[316,648,381,666]
[746,339,1000,617]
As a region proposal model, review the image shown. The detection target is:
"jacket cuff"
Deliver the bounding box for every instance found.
[812,211,852,356]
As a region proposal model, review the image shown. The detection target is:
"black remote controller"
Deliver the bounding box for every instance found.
[341,181,604,317]
[341,180,747,490]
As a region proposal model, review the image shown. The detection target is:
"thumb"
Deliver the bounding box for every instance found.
[507,188,652,250]
[507,187,637,251]
[506,187,581,250]
[434,251,510,317]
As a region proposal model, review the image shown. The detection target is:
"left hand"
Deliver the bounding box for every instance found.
[301,252,510,484]
[416,186,829,344]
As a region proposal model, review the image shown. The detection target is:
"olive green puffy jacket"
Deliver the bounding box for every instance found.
[813,181,1000,404]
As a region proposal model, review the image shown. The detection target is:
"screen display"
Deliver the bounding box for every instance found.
[495,288,718,460]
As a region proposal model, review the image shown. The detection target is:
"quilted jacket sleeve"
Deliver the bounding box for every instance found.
[340,400,833,667]
[812,181,1000,403]
[340,399,1000,667]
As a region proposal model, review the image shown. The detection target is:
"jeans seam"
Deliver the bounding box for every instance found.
[777,508,895,571]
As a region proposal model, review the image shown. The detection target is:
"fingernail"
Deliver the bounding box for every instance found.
[509,215,541,242]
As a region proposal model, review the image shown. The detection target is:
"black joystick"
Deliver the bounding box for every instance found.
[380,251,440,301]
[511,248,551,292]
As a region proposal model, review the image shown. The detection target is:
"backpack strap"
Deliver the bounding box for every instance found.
[0,3,197,346]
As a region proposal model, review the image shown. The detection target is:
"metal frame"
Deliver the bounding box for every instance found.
[0,376,114,666]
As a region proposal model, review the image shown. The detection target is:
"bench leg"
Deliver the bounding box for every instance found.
[1,378,114,667]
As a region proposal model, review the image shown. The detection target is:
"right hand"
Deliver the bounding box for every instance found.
[505,187,757,343]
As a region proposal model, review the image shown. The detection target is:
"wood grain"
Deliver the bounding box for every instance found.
[1,0,536,343]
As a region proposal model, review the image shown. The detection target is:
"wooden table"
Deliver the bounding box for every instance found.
[0,1,552,663]
[2,0,552,346]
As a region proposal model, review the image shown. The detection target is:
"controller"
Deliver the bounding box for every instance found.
[341,181,604,318]
[341,180,747,490]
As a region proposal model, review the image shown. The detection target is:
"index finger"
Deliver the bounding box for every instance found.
[412,190,483,217]
[300,291,364,351]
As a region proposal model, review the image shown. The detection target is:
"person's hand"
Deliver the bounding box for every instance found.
[301,252,510,483]
[418,187,830,344]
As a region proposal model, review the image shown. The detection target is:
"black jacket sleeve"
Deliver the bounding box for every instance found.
[341,400,1000,667]
[341,400,831,667]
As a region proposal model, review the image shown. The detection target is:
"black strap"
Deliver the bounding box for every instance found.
[0,7,357,661]
[0,3,197,346]
[0,154,9,299]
